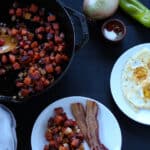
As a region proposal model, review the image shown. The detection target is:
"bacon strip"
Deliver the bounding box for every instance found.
[71,103,89,144]
[71,101,108,150]
[86,100,108,150]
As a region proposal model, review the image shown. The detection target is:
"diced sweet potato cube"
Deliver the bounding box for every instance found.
[47,15,56,22]
[29,3,38,13]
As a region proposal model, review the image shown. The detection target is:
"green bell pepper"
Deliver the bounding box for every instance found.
[120,0,150,28]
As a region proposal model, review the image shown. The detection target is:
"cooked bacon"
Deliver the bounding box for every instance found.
[86,100,108,150]
[71,101,108,150]
[71,103,89,144]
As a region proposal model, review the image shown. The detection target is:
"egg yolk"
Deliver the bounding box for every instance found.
[133,67,147,81]
[143,83,150,100]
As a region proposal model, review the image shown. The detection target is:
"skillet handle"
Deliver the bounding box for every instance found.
[64,6,89,50]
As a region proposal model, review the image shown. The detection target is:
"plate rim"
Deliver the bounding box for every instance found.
[110,43,150,125]
[31,96,122,150]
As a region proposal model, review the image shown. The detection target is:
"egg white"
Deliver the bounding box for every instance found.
[122,48,150,110]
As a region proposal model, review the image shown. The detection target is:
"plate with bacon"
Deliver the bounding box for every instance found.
[31,96,122,150]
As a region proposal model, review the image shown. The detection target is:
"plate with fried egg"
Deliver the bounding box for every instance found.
[110,43,150,125]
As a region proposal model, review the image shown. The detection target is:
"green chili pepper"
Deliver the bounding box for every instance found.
[120,0,150,28]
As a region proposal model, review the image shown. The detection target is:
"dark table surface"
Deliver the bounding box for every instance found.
[2,0,150,150]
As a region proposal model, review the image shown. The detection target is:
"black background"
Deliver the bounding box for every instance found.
[2,0,150,150]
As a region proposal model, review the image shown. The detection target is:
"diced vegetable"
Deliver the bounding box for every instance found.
[0,2,69,99]
[44,107,84,150]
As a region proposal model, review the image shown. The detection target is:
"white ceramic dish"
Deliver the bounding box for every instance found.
[0,104,17,150]
[110,43,150,125]
[31,96,122,150]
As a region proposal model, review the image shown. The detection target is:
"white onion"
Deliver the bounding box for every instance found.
[83,0,119,20]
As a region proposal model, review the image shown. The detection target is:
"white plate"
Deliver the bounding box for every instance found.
[31,96,122,150]
[110,43,150,125]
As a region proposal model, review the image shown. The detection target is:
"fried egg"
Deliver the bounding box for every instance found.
[122,48,150,110]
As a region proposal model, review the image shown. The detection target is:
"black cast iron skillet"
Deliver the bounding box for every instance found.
[0,0,89,102]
